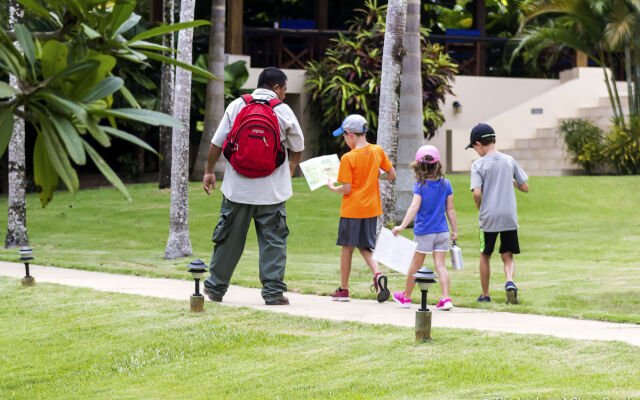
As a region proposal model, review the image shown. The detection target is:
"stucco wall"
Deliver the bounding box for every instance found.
[238,62,625,173]
[431,68,626,172]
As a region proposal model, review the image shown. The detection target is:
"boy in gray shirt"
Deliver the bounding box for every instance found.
[466,123,529,304]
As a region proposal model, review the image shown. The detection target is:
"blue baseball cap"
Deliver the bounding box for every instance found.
[465,123,496,149]
[332,114,369,136]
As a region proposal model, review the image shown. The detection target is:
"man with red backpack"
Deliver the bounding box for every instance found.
[202,67,304,305]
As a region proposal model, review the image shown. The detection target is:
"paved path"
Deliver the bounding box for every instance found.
[2,261,639,347]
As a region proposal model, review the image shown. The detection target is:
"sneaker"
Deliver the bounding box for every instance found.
[436,298,453,310]
[331,287,350,301]
[265,295,289,305]
[477,295,491,302]
[392,291,411,308]
[505,281,518,304]
[374,273,390,303]
[203,287,223,302]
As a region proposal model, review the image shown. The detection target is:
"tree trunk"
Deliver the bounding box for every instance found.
[395,0,422,223]
[376,0,406,232]
[192,0,226,181]
[158,0,175,189]
[136,131,146,182]
[607,51,626,129]
[165,0,194,259]
[624,46,636,116]
[5,0,28,248]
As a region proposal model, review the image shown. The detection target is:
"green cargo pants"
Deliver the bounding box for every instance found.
[203,196,289,302]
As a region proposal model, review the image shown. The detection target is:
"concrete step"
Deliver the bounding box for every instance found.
[534,128,558,138]
[503,147,565,160]
[526,168,585,176]
[558,116,616,129]
[598,96,629,108]
[577,106,617,118]
[514,137,564,149]
[514,158,577,171]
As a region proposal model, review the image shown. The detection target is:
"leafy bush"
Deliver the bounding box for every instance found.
[559,119,606,174]
[560,117,640,175]
[305,0,457,155]
[605,115,640,175]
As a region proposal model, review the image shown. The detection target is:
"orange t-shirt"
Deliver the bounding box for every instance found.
[338,143,393,218]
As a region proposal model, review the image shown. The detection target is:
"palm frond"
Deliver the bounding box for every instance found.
[604,1,638,49]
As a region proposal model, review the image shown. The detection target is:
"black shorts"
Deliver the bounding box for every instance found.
[479,229,520,255]
[336,217,377,249]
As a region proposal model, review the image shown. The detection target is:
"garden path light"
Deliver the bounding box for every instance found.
[19,247,35,286]
[187,259,208,312]
[413,267,438,341]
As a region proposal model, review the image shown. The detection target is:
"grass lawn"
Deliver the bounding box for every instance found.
[1,277,639,400]
[0,175,639,323]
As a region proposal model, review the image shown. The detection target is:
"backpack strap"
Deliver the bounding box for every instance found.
[269,99,283,108]
[241,94,253,104]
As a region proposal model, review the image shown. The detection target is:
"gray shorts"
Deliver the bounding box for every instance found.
[336,217,377,249]
[414,232,450,254]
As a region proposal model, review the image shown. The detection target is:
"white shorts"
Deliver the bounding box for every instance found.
[414,232,450,254]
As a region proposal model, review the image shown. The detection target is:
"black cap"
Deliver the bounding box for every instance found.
[465,123,496,149]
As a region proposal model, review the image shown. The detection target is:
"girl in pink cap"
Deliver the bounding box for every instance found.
[391,145,458,310]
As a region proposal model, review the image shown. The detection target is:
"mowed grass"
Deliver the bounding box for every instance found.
[1,277,639,400]
[0,175,639,323]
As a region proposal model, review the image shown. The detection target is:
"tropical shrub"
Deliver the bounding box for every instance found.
[0,0,213,206]
[513,0,640,130]
[559,117,640,175]
[559,119,606,174]
[304,0,457,155]
[605,115,640,175]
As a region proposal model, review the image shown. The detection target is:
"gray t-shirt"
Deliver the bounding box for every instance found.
[470,152,528,232]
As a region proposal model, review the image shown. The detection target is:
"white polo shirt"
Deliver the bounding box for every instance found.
[211,88,305,205]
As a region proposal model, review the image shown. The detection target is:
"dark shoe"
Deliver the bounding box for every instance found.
[375,273,390,303]
[265,295,289,305]
[505,281,518,305]
[203,287,223,302]
[477,295,491,302]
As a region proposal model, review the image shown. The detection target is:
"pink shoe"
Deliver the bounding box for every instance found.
[392,291,411,308]
[436,298,453,310]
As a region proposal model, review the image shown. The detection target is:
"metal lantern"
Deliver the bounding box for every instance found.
[412,267,438,341]
[187,259,208,312]
[19,247,35,286]
[413,267,438,311]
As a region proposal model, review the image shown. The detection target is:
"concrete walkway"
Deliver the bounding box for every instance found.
[2,261,639,347]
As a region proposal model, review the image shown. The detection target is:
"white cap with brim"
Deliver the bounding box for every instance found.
[332,114,369,136]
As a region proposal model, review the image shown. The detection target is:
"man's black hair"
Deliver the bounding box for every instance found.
[257,67,287,89]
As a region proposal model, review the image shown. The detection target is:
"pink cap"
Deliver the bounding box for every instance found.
[415,145,440,164]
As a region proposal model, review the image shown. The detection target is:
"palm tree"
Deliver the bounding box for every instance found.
[395,0,423,223]
[192,0,226,181]
[158,0,175,190]
[5,0,28,248]
[603,0,640,118]
[377,0,406,230]
[165,0,196,259]
[513,0,640,128]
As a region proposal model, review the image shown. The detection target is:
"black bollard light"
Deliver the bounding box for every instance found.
[19,247,35,286]
[412,267,438,341]
[187,259,208,312]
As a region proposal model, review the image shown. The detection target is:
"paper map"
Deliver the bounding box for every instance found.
[373,228,418,275]
[299,154,340,191]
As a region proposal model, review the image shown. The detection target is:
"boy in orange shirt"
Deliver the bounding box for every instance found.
[327,114,396,302]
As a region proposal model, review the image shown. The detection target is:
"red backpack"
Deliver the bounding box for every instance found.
[222,94,286,178]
